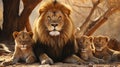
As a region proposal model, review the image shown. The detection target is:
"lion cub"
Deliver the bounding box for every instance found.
[93,36,120,63]
[2,31,36,65]
[77,35,104,64]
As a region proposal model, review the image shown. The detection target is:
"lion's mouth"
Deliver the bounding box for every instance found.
[49,31,60,36]
[95,47,102,51]
[20,45,27,50]
[81,49,87,52]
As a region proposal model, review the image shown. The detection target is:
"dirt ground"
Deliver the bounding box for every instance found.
[1,50,120,67]
[0,41,120,67]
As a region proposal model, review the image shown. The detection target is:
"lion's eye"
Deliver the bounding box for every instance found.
[47,16,51,21]
[58,16,62,20]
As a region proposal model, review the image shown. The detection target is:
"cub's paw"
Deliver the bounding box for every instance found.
[99,59,105,64]
[87,62,95,65]
[41,57,54,65]
[26,56,36,64]
[63,55,87,65]
[93,60,99,64]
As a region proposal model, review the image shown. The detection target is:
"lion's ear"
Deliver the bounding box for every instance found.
[62,6,71,16]
[28,31,33,38]
[39,9,44,15]
[13,31,19,39]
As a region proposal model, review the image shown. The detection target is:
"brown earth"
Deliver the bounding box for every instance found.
[0,41,120,67]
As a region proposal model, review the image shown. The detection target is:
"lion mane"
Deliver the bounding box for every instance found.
[33,0,78,63]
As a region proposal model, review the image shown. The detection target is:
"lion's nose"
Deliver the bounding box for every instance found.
[51,23,58,27]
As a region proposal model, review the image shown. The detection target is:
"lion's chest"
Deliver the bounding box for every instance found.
[45,44,63,58]
[81,52,89,61]
[43,38,66,57]
[21,49,31,58]
[37,38,75,62]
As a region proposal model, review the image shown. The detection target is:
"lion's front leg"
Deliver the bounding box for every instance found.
[63,54,86,64]
[39,53,54,65]
[103,55,111,63]
[26,55,36,64]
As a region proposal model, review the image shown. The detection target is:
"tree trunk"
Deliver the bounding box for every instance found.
[0,0,42,41]
[1,0,20,41]
[85,8,118,36]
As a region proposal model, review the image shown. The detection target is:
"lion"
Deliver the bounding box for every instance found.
[32,0,85,64]
[76,35,105,64]
[2,31,36,66]
[93,36,120,63]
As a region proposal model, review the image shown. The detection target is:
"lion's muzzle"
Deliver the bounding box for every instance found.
[49,31,60,36]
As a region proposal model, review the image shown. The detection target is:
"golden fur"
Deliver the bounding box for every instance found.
[2,31,36,66]
[77,35,104,64]
[93,36,120,63]
[33,0,74,47]
[94,36,109,52]
[32,0,84,64]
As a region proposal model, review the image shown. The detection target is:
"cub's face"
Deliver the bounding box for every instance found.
[93,36,109,51]
[13,31,33,50]
[79,36,93,52]
[44,10,65,36]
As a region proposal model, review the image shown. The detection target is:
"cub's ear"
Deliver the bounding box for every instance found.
[80,36,85,43]
[28,31,33,38]
[62,6,71,16]
[89,36,93,42]
[93,36,98,42]
[80,35,88,43]
[13,31,19,39]
[104,36,109,42]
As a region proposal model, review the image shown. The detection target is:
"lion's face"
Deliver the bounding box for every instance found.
[33,0,74,46]
[93,36,109,51]
[13,31,33,50]
[79,36,93,53]
[44,10,64,36]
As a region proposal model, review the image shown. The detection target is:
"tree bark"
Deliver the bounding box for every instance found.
[77,0,100,36]
[1,0,20,41]
[76,1,119,37]
[0,0,42,41]
[85,8,118,36]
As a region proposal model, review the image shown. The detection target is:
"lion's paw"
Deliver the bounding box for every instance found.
[41,57,54,65]
[99,59,105,64]
[26,56,36,64]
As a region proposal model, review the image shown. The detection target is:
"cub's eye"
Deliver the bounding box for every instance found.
[47,16,51,21]
[58,16,62,20]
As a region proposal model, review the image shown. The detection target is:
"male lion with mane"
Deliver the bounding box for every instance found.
[33,0,85,64]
